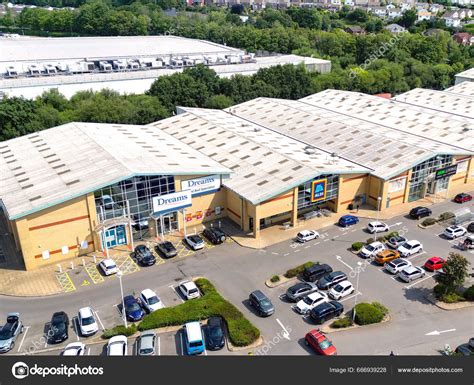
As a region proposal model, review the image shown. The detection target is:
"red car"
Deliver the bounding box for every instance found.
[454,193,472,203]
[305,329,337,356]
[424,256,445,272]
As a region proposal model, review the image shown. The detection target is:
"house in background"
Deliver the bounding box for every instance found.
[384,23,407,34]
[452,32,474,46]
[344,26,367,35]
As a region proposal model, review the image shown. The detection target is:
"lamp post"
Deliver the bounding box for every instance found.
[117,270,127,328]
[352,261,363,322]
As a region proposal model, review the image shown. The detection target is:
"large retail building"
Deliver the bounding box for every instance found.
[1,85,473,270]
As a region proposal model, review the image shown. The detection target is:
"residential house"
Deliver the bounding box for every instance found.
[428,3,444,14]
[442,10,461,28]
[370,6,388,17]
[384,23,407,33]
[345,26,367,34]
[387,7,403,19]
[417,10,432,22]
[452,32,473,46]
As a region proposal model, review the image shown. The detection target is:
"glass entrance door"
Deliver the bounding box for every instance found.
[157,212,178,235]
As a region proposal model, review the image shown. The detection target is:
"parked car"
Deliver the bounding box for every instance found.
[139,289,164,313]
[296,230,319,243]
[205,316,225,350]
[386,235,408,249]
[359,241,386,259]
[328,281,354,300]
[123,295,144,322]
[0,313,23,353]
[294,291,328,315]
[468,222,474,233]
[77,307,99,336]
[338,215,359,227]
[155,241,177,259]
[185,234,205,250]
[49,311,69,343]
[131,245,156,266]
[303,263,333,283]
[137,331,156,356]
[310,301,344,324]
[409,206,432,219]
[107,335,128,356]
[249,290,274,317]
[443,225,467,239]
[203,227,226,244]
[317,271,347,290]
[424,256,446,272]
[62,342,86,356]
[455,338,474,356]
[183,322,205,355]
[305,329,337,355]
[367,221,389,233]
[454,193,472,203]
[398,266,426,283]
[98,258,118,276]
[385,258,412,275]
[286,282,319,302]
[374,250,400,265]
[178,280,201,300]
[397,240,423,257]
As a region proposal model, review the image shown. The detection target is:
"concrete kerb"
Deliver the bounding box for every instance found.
[321,314,391,334]
[265,275,296,288]
[424,292,474,311]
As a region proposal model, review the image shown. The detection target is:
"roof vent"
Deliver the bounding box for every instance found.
[304,146,316,155]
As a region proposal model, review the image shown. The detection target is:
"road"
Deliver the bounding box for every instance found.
[0,197,473,356]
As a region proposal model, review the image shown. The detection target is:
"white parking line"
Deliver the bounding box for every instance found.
[158,336,161,356]
[179,332,184,356]
[17,326,29,353]
[323,239,330,242]
[404,274,435,289]
[284,253,290,256]
[94,311,105,331]
[351,229,357,232]
[294,249,300,253]
[333,235,339,239]
[87,347,91,355]
[305,245,311,249]
[170,286,185,303]
[338,292,362,303]
[271,252,279,255]
[313,242,320,246]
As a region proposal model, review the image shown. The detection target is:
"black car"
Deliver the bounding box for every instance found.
[302,263,333,283]
[203,227,226,245]
[49,311,69,343]
[206,316,225,350]
[249,290,274,317]
[467,222,474,233]
[155,241,177,258]
[309,301,344,324]
[132,245,156,266]
[317,271,347,290]
[409,206,432,219]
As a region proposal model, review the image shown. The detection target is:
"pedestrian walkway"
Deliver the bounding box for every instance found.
[0,265,63,296]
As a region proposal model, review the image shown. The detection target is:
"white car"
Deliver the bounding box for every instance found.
[385,258,412,275]
[62,342,86,356]
[397,240,423,257]
[328,281,355,300]
[443,225,467,240]
[398,266,426,283]
[296,230,319,243]
[367,221,389,234]
[139,289,164,313]
[107,335,128,356]
[77,307,99,336]
[185,235,205,250]
[294,291,328,314]
[359,241,386,259]
[178,280,201,300]
[98,258,118,276]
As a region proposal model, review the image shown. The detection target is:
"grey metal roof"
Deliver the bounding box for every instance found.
[455,68,474,82]
[0,122,230,220]
[445,81,474,98]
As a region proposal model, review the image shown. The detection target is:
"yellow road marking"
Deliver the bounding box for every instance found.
[56,272,76,293]
[84,263,104,284]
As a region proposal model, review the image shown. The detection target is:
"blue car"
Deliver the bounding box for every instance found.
[338,215,359,227]
[123,295,144,322]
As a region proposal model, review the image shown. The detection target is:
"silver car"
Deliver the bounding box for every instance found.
[286,282,319,302]
[185,235,205,251]
[0,313,23,353]
[137,331,156,356]
[398,266,426,282]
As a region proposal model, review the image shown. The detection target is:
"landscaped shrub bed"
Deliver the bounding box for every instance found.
[330,317,353,329]
[463,285,474,301]
[421,217,437,226]
[351,242,365,251]
[353,302,388,325]
[138,278,260,347]
[284,261,315,278]
[102,324,137,339]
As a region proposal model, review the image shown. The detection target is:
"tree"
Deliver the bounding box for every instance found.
[435,253,471,294]
[346,8,368,23]
[398,9,417,29]
[230,4,244,15]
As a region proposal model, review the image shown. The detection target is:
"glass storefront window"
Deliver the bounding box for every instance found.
[408,155,452,202]
[297,174,339,210]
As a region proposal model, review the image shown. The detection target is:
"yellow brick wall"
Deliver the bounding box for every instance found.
[225,188,243,227]
[450,156,471,187]
[337,174,369,211]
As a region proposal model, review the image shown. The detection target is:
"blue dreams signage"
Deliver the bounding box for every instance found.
[152,190,192,215]
[311,179,327,202]
[181,175,221,197]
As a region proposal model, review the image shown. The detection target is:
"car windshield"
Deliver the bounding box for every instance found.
[365,245,375,252]
[53,322,66,333]
[148,296,159,305]
[106,263,116,269]
[190,236,201,243]
[401,242,410,249]
[303,297,314,305]
[140,347,153,354]
[126,302,141,312]
[164,243,173,251]
[190,341,203,348]
[81,316,95,326]
[188,288,198,294]
[333,285,343,293]
[319,340,332,349]
[210,326,223,339]
[0,327,13,340]
[260,299,272,307]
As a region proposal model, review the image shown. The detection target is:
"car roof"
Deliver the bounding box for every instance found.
[308,329,326,340]
[342,215,356,219]
[402,266,418,273]
[405,240,419,245]
[182,280,197,289]
[428,256,443,262]
[335,280,352,288]
[79,307,93,317]
[102,258,116,266]
[391,258,406,265]
[251,290,267,299]
[308,291,324,300]
[369,221,385,225]
[109,335,127,343]
[140,333,155,349]
[141,289,156,299]
[124,295,136,303]
[368,241,383,247]
[299,230,312,235]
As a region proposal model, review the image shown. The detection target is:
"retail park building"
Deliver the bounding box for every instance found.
[1,83,473,270]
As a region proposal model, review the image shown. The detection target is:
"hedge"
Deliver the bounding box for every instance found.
[438,212,454,222]
[331,317,353,329]
[366,237,385,244]
[353,302,388,325]
[270,275,280,283]
[284,261,316,278]
[352,242,365,251]
[102,324,137,339]
[421,217,437,226]
[463,285,474,301]
[384,231,399,240]
[138,278,260,347]
[440,292,465,303]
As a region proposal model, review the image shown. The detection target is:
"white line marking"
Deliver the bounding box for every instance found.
[284,253,290,256]
[323,239,330,242]
[17,326,29,353]
[336,255,353,271]
[94,311,105,331]
[351,229,357,232]
[276,318,291,340]
[271,252,279,255]
[158,336,161,356]
[87,347,90,355]
[305,245,310,249]
[338,292,362,302]
[404,274,435,289]
[313,242,320,246]
[333,235,339,239]
[180,331,184,356]
[425,328,456,336]
[294,249,300,253]
[44,336,48,348]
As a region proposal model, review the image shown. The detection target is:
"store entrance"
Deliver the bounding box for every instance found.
[157,212,179,235]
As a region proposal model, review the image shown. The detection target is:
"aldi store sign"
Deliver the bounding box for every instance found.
[181,175,221,197]
[152,190,192,215]
[311,179,327,202]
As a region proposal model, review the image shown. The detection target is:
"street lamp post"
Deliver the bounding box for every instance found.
[117,270,127,328]
[352,261,363,322]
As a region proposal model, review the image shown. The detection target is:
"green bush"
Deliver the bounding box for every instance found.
[353,302,387,325]
[284,261,315,278]
[352,242,365,251]
[331,317,353,329]
[434,283,447,298]
[138,278,260,347]
[270,275,280,283]
[102,323,137,339]
[371,301,389,316]
[463,285,474,301]
[440,292,465,303]
[366,237,385,244]
[438,212,454,222]
[421,217,437,226]
[384,231,399,240]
